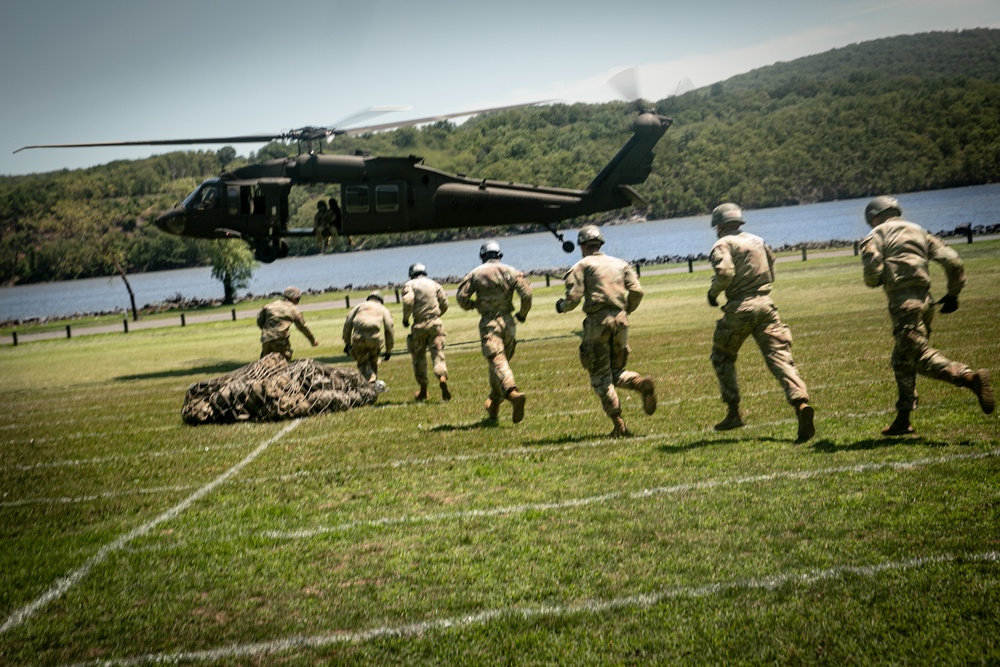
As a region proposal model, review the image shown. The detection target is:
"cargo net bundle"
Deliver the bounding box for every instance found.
[182,353,384,424]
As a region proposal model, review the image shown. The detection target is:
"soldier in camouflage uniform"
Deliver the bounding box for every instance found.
[556,225,657,437]
[343,291,395,382]
[707,203,815,443]
[456,241,531,423]
[860,195,994,435]
[256,286,319,361]
[401,262,451,401]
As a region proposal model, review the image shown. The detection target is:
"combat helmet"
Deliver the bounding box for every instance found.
[711,203,745,228]
[408,262,427,278]
[577,225,605,247]
[480,241,503,261]
[282,286,302,301]
[367,290,384,303]
[864,196,902,224]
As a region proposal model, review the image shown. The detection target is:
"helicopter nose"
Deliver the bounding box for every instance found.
[155,208,187,235]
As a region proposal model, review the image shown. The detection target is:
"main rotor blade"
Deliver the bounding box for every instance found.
[14,134,282,153]
[339,100,554,136]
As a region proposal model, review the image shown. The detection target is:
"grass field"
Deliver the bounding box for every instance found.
[1,243,998,666]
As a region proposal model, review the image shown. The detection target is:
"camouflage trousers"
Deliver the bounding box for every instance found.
[888,291,970,412]
[579,309,644,417]
[710,296,809,406]
[477,313,519,400]
[350,332,384,382]
[260,337,292,361]
[407,320,448,385]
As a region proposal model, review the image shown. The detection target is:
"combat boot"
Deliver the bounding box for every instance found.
[439,379,452,401]
[639,377,657,416]
[714,401,744,431]
[484,397,501,421]
[610,414,629,438]
[506,389,526,424]
[962,369,995,414]
[794,401,815,443]
[414,384,428,401]
[881,410,914,436]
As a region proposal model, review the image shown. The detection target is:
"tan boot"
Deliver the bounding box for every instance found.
[795,401,815,443]
[506,389,526,424]
[414,384,428,401]
[964,369,995,414]
[639,377,657,416]
[439,379,452,401]
[610,414,629,438]
[484,397,501,421]
[881,410,914,436]
[714,401,744,431]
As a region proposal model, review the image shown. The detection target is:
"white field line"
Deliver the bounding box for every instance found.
[63,551,1000,667]
[264,449,1000,540]
[0,420,301,636]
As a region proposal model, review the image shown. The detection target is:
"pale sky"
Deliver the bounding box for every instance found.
[2,0,998,176]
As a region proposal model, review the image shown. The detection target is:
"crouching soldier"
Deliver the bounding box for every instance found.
[343,291,395,382]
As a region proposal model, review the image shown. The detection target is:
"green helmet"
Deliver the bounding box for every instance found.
[480,241,502,261]
[408,262,427,278]
[577,225,605,247]
[282,286,302,301]
[864,196,901,224]
[367,291,384,304]
[711,203,745,228]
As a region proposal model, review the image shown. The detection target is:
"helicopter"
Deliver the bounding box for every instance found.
[16,102,672,262]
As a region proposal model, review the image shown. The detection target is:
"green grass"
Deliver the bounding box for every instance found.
[1,243,998,666]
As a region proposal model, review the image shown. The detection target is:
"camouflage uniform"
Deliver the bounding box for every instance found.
[343,297,395,382]
[709,231,810,408]
[559,248,656,433]
[457,256,532,420]
[401,274,449,396]
[861,217,971,412]
[257,293,316,361]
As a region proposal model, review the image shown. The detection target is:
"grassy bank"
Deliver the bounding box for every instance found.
[1,242,998,665]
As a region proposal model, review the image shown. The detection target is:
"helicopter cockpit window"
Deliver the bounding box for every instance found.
[185,184,221,211]
[228,187,240,216]
[345,185,370,214]
[375,185,400,213]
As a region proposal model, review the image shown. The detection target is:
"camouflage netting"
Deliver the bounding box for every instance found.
[182,353,384,424]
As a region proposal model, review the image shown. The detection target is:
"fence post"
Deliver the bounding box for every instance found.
[123,319,129,334]
[688,257,694,273]
[66,325,72,339]
[181,313,186,327]
[801,247,808,261]
[345,295,350,309]
[635,263,641,277]
[853,240,859,256]
[12,332,17,346]
[231,308,237,321]
[545,275,550,287]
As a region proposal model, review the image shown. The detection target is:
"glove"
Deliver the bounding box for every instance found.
[311,340,319,348]
[383,351,391,361]
[555,298,566,313]
[707,291,719,308]
[343,344,352,355]
[515,313,526,323]
[402,318,410,328]
[937,294,959,314]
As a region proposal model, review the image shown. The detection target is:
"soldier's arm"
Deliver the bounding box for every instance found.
[623,263,644,313]
[437,285,449,315]
[256,308,267,329]
[709,242,734,298]
[560,266,585,313]
[456,275,476,310]
[765,244,776,283]
[927,232,966,296]
[401,284,414,322]
[342,309,355,344]
[383,308,395,352]
[515,271,532,319]
[860,233,885,288]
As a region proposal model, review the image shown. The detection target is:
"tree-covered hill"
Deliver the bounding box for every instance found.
[2,28,998,286]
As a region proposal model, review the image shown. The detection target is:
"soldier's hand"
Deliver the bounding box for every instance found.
[312,340,319,347]
[402,318,410,328]
[707,291,719,308]
[383,352,391,361]
[555,298,566,313]
[343,344,352,355]
[937,294,959,314]
[515,313,526,323]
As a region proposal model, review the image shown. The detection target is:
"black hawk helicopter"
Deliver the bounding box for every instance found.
[16,102,672,262]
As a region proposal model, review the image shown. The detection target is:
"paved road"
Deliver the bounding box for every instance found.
[4,237,993,346]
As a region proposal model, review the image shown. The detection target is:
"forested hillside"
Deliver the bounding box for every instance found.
[2,28,998,286]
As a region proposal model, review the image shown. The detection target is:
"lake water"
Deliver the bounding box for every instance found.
[2,183,998,322]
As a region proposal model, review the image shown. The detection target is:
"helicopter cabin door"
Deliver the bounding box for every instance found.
[340,181,409,234]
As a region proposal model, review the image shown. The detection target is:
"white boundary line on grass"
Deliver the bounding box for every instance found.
[63,551,999,667]
[0,420,301,636]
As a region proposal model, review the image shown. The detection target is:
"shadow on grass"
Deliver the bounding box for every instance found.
[116,360,246,381]
[430,419,503,432]
[656,435,785,453]
[811,435,961,452]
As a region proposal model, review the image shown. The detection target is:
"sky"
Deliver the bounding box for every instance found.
[2,0,998,176]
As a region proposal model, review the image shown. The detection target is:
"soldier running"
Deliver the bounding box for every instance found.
[256,286,318,361]
[707,203,815,443]
[343,291,395,382]
[860,195,994,435]
[556,225,657,437]
[457,242,531,423]
[401,262,451,401]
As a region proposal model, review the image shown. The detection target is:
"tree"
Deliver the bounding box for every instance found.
[205,240,257,304]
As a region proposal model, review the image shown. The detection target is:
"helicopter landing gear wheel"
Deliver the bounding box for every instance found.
[278,241,289,258]
[255,243,279,263]
[562,240,575,253]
